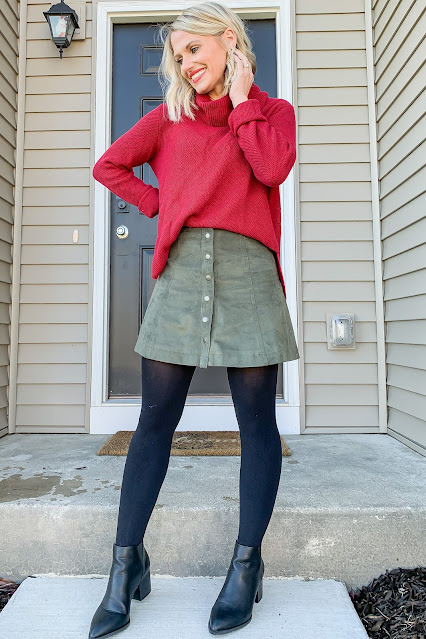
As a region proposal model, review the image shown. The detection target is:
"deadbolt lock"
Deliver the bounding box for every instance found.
[114,195,129,213]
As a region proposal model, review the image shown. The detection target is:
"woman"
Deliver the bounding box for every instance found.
[89,2,299,637]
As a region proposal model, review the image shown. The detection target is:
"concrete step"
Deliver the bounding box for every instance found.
[1,433,426,589]
[0,575,369,638]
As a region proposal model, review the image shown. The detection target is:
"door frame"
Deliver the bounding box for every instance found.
[90,0,301,434]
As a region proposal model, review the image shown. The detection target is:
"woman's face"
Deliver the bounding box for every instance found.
[171,29,236,100]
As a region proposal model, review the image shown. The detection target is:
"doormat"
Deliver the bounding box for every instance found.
[97,431,291,456]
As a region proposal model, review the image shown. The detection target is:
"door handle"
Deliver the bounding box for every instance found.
[116,225,129,239]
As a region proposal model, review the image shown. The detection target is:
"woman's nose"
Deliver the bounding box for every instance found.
[181,61,191,77]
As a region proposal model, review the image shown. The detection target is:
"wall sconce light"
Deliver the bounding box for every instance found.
[43,0,79,59]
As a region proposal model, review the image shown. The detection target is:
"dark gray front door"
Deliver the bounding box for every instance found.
[109,20,285,399]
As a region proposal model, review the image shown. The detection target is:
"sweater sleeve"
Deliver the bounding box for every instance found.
[227,98,296,188]
[92,106,161,218]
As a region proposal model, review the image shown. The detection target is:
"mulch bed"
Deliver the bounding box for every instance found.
[349,566,426,638]
[0,578,19,612]
[1,567,426,637]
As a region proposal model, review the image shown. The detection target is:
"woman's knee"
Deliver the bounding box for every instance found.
[136,402,183,436]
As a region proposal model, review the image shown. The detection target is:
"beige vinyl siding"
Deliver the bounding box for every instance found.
[0,0,19,437]
[14,0,92,432]
[13,1,391,433]
[372,1,426,455]
[296,0,381,432]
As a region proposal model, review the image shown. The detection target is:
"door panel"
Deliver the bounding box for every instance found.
[109,20,285,399]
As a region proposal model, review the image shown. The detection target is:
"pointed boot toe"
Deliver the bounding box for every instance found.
[88,608,129,638]
[208,600,252,635]
[208,540,264,635]
[88,540,151,639]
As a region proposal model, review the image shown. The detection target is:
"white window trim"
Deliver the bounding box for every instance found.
[90,0,300,434]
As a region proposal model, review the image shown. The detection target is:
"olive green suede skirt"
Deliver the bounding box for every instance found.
[134,227,300,368]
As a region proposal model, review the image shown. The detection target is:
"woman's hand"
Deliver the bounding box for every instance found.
[229,49,254,108]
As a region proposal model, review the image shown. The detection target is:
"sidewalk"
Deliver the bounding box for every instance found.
[0,574,369,638]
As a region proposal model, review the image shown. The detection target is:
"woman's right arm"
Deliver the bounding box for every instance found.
[92,106,161,218]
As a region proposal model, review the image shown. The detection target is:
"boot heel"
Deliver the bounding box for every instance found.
[133,568,151,601]
[255,577,263,603]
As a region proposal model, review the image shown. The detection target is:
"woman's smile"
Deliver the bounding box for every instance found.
[191,68,207,83]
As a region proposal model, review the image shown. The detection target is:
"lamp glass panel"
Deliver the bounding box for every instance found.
[50,15,70,38]
[67,19,76,39]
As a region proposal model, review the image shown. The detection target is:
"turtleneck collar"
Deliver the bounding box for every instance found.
[194,82,266,127]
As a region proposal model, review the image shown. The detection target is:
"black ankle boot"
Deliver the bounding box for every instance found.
[208,540,264,635]
[88,540,151,639]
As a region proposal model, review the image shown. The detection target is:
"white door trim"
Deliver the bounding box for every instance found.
[90,0,300,434]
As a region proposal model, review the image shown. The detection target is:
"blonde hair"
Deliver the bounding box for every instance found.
[156,2,257,123]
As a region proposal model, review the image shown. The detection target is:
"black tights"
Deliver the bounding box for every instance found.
[115,356,283,548]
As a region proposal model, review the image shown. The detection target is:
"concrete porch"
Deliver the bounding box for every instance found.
[0,432,425,590]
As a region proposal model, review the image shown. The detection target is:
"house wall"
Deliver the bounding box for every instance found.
[11,0,92,432]
[372,0,426,455]
[0,0,19,437]
[10,0,384,433]
[296,0,382,432]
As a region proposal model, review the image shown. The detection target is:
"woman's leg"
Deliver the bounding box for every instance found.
[115,356,196,546]
[226,364,282,547]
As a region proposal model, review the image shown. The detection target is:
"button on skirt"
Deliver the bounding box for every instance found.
[134,227,300,368]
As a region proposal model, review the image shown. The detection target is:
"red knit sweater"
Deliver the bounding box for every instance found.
[92,82,296,298]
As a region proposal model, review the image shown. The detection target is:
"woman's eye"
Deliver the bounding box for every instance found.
[176,46,199,64]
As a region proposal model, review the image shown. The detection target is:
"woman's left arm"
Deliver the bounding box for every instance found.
[228,98,296,188]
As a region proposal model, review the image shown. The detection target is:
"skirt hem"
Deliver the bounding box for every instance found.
[135,341,300,368]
